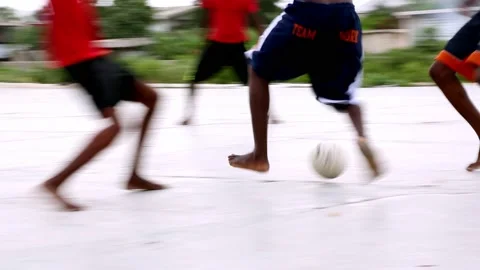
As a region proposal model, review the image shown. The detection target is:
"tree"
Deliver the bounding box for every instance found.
[99,0,153,39]
[12,26,41,49]
[401,0,438,11]
[361,5,399,30]
[258,0,282,23]
[258,0,281,13]
[0,7,18,21]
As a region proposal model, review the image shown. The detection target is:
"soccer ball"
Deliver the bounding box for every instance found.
[310,142,346,179]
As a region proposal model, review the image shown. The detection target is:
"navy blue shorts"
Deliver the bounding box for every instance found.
[246,1,363,105]
[435,11,480,81]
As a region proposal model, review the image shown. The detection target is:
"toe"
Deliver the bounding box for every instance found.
[467,163,479,172]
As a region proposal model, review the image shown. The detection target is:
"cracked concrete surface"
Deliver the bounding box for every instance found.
[1,85,480,270]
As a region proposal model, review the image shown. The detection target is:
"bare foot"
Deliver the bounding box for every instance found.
[126,174,168,191]
[467,161,480,172]
[41,181,83,211]
[228,152,270,172]
[357,138,382,179]
[179,118,192,126]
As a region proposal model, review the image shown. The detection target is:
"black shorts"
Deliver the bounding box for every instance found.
[246,1,363,105]
[64,56,137,111]
[193,41,248,85]
[436,11,480,81]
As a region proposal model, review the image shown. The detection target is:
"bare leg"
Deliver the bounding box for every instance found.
[430,61,480,171]
[342,104,382,178]
[179,82,196,126]
[42,108,121,211]
[228,68,270,172]
[127,81,167,190]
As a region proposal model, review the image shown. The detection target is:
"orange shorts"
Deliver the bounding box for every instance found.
[436,50,480,81]
[435,11,480,81]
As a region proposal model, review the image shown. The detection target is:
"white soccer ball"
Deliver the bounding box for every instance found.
[310,142,346,179]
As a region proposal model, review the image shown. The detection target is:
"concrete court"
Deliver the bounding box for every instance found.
[1,83,480,270]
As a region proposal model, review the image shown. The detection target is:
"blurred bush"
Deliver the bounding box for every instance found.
[11,26,42,49]
[1,26,448,86]
[118,27,447,86]
[363,38,446,87]
[0,65,67,83]
[415,27,445,54]
[361,6,399,30]
[149,30,203,60]
[148,29,259,60]
[98,0,154,39]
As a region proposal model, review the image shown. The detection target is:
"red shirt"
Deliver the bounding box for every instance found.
[202,0,259,43]
[45,0,109,68]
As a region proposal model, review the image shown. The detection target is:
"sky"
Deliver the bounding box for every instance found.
[3,0,374,15]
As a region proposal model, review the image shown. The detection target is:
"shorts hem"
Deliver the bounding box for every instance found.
[466,50,480,66]
[317,97,357,105]
[436,50,475,81]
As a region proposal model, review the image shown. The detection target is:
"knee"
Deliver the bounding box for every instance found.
[429,61,455,82]
[145,89,159,110]
[249,66,260,81]
[109,122,122,136]
[100,122,121,148]
[248,67,269,87]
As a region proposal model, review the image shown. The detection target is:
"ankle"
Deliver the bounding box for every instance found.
[252,150,268,161]
[357,136,367,143]
[44,178,61,190]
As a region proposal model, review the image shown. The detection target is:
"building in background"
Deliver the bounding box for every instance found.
[0,21,23,61]
[394,7,479,45]
[150,6,196,32]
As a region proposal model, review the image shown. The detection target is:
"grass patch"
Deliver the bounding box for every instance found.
[0,40,449,87]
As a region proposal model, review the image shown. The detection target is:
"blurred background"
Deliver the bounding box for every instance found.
[0,0,477,87]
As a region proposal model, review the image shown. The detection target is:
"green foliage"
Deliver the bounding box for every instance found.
[362,38,445,87]
[149,30,203,60]
[148,29,260,60]
[258,0,280,13]
[400,0,438,11]
[0,65,67,83]
[99,0,153,39]
[415,27,445,54]
[11,26,42,49]
[360,0,439,31]
[0,7,18,21]
[361,5,399,30]
[0,27,448,87]
[0,40,445,86]
[0,67,32,83]
[29,66,68,84]
[258,0,282,22]
[118,56,162,82]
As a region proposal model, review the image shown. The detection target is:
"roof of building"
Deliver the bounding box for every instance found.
[354,0,408,13]
[153,6,197,20]
[393,6,480,17]
[94,38,154,48]
[0,21,23,27]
